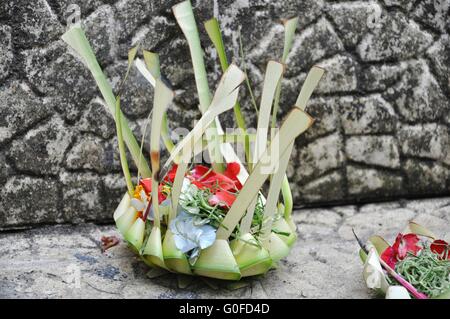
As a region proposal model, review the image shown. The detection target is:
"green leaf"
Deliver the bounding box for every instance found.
[161,64,245,173]
[115,98,134,196]
[279,66,325,218]
[266,232,290,263]
[259,143,293,243]
[170,162,189,222]
[142,226,167,270]
[271,17,298,128]
[295,66,325,110]
[163,230,192,275]
[230,233,272,277]
[259,66,324,239]
[238,30,258,114]
[368,235,390,255]
[433,287,450,299]
[253,61,285,161]
[204,18,250,165]
[405,221,437,239]
[150,79,174,227]
[271,18,299,218]
[217,108,314,240]
[240,60,284,234]
[281,18,299,62]
[192,239,241,281]
[173,0,224,171]
[116,207,138,236]
[124,217,145,252]
[204,18,229,72]
[116,46,139,96]
[143,50,161,79]
[136,55,176,155]
[61,27,151,178]
[113,192,131,222]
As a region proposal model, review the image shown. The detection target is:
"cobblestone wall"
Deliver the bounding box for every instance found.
[0,0,449,228]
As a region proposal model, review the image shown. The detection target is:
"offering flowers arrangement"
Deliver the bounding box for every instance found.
[357,222,450,299]
[62,0,325,281]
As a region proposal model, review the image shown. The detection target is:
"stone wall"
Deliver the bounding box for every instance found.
[0,0,449,228]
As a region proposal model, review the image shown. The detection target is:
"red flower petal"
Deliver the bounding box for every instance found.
[208,190,236,207]
[224,162,240,178]
[381,246,398,269]
[139,178,152,194]
[188,165,238,193]
[381,233,423,269]
[201,173,236,191]
[191,165,215,180]
[138,178,166,204]
[165,164,178,183]
[157,184,167,203]
[431,239,450,260]
[223,162,242,190]
[392,233,422,259]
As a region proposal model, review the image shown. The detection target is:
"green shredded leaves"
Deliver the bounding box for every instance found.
[396,246,450,298]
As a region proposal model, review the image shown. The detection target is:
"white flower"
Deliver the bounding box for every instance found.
[169,211,216,255]
[130,188,148,212]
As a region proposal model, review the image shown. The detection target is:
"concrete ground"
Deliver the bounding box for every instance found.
[1,197,449,299]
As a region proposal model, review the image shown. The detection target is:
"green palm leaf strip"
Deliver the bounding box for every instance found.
[259,66,325,243]
[238,30,259,115]
[270,17,299,218]
[115,98,134,196]
[61,27,151,178]
[166,62,246,218]
[142,51,175,154]
[240,60,284,234]
[170,161,189,222]
[271,17,298,128]
[204,18,251,165]
[173,0,224,172]
[121,46,147,182]
[167,64,246,222]
[142,50,176,154]
[216,108,314,240]
[161,64,246,177]
[150,79,175,228]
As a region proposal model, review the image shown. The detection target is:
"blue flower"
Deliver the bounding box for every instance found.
[169,211,216,261]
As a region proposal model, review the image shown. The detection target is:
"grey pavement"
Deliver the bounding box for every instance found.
[1,197,449,299]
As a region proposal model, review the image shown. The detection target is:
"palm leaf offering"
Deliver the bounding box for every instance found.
[356,222,450,299]
[61,0,327,281]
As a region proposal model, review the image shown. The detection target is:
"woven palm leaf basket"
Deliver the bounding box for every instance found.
[62,0,326,281]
